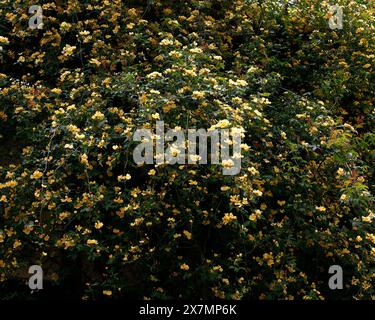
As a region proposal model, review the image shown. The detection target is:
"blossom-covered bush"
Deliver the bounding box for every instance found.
[0,0,373,300]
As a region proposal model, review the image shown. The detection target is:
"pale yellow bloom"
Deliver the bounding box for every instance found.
[91,111,105,121]
[0,36,9,44]
[95,221,103,229]
[222,213,237,225]
[180,263,190,271]
[30,170,43,180]
[192,91,205,99]
[183,230,192,240]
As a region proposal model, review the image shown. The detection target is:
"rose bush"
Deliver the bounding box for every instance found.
[0,0,373,299]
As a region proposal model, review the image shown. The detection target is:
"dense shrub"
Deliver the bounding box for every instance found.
[0,0,373,299]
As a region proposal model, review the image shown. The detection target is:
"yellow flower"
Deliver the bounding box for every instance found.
[80,153,89,166]
[229,79,248,87]
[188,180,198,186]
[222,213,237,225]
[103,290,112,296]
[189,154,201,162]
[148,169,156,176]
[117,174,131,181]
[147,72,162,79]
[13,240,22,249]
[61,44,76,56]
[249,209,262,222]
[160,38,174,46]
[215,119,230,129]
[192,91,205,99]
[190,48,203,54]
[89,58,101,67]
[263,253,274,266]
[212,265,223,272]
[95,221,103,229]
[163,8,173,15]
[23,225,33,235]
[183,230,192,240]
[316,206,326,212]
[60,22,71,31]
[51,88,62,94]
[0,36,9,44]
[87,239,98,245]
[222,159,234,169]
[59,212,70,220]
[169,50,182,59]
[91,111,105,121]
[30,170,43,180]
[163,101,177,112]
[248,167,259,175]
[151,113,160,120]
[180,263,190,271]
